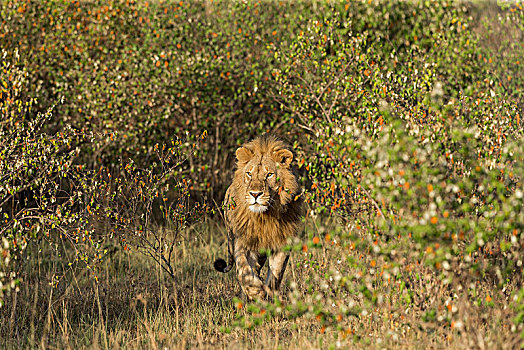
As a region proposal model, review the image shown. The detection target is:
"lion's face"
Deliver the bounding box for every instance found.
[234,139,298,214]
[242,157,279,213]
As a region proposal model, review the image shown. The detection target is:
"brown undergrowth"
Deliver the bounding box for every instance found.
[0,217,519,349]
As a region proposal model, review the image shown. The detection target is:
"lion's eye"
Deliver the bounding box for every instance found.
[246,171,252,178]
[267,172,274,178]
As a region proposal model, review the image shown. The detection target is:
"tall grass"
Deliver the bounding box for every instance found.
[1,217,519,349]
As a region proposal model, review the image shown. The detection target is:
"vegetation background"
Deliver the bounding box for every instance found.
[1,0,522,348]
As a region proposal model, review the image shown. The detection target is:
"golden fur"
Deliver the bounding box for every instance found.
[214,134,304,299]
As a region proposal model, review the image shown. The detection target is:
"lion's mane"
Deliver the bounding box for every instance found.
[225,134,304,251]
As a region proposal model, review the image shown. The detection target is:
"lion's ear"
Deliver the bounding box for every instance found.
[236,147,254,164]
[273,149,293,168]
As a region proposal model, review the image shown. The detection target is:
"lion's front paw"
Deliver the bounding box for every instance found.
[242,284,275,301]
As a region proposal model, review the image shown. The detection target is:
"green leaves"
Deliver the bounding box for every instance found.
[233,1,524,343]
[0,46,208,306]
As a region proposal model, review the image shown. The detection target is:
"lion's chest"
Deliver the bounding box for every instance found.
[231,206,299,251]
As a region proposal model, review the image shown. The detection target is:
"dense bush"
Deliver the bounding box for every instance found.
[0,47,205,307]
[274,4,523,278]
[259,1,523,342]
[253,4,524,337]
[2,0,314,200]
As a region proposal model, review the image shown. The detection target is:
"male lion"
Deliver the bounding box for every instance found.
[214,134,304,300]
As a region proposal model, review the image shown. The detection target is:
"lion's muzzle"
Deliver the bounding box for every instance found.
[246,190,270,213]
[249,191,263,200]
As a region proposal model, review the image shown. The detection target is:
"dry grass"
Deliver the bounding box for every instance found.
[0,217,520,349]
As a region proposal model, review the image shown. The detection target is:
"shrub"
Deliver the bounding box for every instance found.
[0,47,207,307]
[1,48,94,305]
[250,1,523,343]
[2,0,317,201]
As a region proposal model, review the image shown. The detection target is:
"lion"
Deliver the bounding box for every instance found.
[214,134,304,300]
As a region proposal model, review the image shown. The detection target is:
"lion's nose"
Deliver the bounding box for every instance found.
[250,191,263,200]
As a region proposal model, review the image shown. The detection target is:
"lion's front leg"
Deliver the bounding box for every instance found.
[248,250,267,278]
[266,251,290,293]
[235,246,272,301]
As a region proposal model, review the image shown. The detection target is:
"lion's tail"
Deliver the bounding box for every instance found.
[213,255,233,273]
[214,229,234,273]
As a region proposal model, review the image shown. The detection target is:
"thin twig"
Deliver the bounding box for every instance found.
[359,185,392,232]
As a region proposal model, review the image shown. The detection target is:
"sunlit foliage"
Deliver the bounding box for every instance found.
[0,0,522,347]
